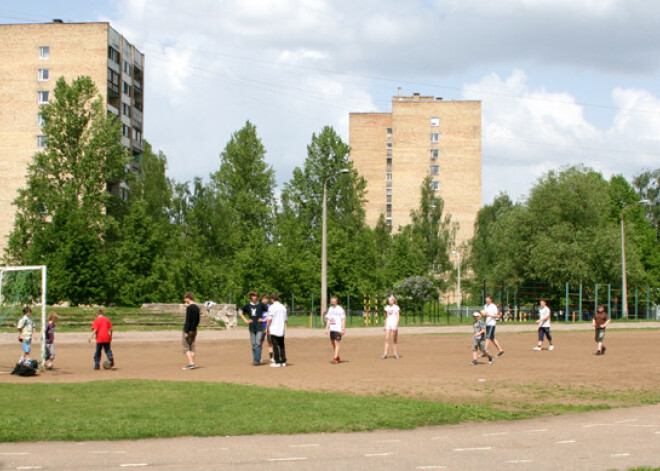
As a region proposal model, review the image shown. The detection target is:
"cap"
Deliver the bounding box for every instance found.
[472,311,481,317]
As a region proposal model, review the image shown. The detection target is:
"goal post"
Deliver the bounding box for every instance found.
[0,265,47,370]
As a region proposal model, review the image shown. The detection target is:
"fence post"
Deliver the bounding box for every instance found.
[311,293,315,328]
[607,284,611,317]
[594,284,598,318]
[634,286,639,319]
[646,286,650,320]
[347,294,351,326]
[565,283,569,322]
[579,283,583,321]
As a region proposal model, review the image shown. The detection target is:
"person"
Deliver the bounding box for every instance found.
[484,295,504,356]
[325,295,346,364]
[382,295,401,359]
[17,306,35,365]
[471,311,493,365]
[533,299,554,351]
[259,294,275,363]
[89,309,114,370]
[265,293,287,367]
[182,291,200,370]
[593,305,611,355]
[238,291,269,365]
[44,312,58,369]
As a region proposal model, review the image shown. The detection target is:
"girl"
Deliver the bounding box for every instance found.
[382,296,401,359]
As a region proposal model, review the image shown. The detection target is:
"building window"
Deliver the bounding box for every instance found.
[386,204,392,217]
[430,117,439,127]
[386,127,392,135]
[386,172,392,181]
[38,46,49,59]
[431,165,439,175]
[122,124,131,138]
[386,218,392,227]
[386,157,392,170]
[122,103,131,117]
[431,181,440,191]
[430,149,439,160]
[123,60,131,76]
[430,133,439,143]
[37,91,49,104]
[37,113,44,126]
[123,81,131,95]
[38,68,49,81]
[133,128,142,142]
[108,46,120,64]
[37,135,47,147]
[386,142,392,150]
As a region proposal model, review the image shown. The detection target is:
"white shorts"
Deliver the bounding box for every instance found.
[385,316,399,331]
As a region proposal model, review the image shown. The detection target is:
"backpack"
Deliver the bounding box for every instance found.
[10,363,36,377]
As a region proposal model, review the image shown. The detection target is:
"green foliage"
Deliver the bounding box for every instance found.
[634,168,660,236]
[395,276,437,301]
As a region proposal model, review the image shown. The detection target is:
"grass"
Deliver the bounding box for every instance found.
[0,379,607,442]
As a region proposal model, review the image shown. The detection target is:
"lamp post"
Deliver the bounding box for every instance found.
[321,168,350,319]
[620,199,650,318]
[451,250,462,309]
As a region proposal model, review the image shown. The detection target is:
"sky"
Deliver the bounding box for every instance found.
[2,0,659,204]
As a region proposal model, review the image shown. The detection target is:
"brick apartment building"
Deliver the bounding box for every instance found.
[0,21,144,252]
[349,93,481,248]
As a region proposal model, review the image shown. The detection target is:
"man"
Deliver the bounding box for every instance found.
[238,291,269,365]
[182,291,200,370]
[534,299,554,351]
[17,307,35,365]
[593,305,611,355]
[484,295,504,356]
[89,310,114,370]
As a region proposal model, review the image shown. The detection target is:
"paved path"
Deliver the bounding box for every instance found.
[1,404,659,470]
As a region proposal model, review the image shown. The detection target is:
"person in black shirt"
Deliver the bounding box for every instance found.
[182,291,200,370]
[238,291,269,365]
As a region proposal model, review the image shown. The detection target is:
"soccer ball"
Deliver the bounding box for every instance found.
[102,360,112,370]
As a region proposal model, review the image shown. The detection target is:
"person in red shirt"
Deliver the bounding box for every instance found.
[88,309,114,370]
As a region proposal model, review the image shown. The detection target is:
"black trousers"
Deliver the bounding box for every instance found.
[271,335,286,364]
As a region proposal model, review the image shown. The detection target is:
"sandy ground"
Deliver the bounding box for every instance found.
[2,324,658,403]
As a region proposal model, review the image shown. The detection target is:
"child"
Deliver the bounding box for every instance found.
[324,296,346,364]
[265,293,287,367]
[89,309,114,370]
[471,311,493,365]
[17,307,35,365]
[533,299,554,351]
[593,305,610,355]
[45,312,58,369]
[382,295,401,359]
[260,294,275,363]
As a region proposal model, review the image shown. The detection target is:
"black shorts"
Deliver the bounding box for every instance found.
[330,331,342,341]
[485,325,496,340]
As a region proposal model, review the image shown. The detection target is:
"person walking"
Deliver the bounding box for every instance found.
[238,291,269,365]
[266,293,287,367]
[534,299,554,351]
[89,310,114,370]
[182,292,200,370]
[593,305,611,355]
[44,312,58,369]
[325,296,346,364]
[484,295,504,356]
[382,296,401,359]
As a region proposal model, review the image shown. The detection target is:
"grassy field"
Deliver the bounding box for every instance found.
[0,379,616,442]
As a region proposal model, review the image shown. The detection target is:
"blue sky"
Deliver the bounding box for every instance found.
[2,0,659,204]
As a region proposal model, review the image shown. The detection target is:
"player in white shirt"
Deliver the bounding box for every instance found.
[266,293,288,367]
[484,295,504,356]
[382,296,401,359]
[324,296,346,364]
[533,299,554,351]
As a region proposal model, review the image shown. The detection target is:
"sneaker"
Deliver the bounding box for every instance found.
[549,345,554,351]
[182,364,195,370]
[280,363,287,367]
[381,355,387,359]
[394,354,401,359]
[270,357,275,363]
[533,346,542,351]
[471,360,478,366]
[479,353,487,358]
[253,361,261,366]
[489,356,494,364]
[331,358,339,364]
[595,350,601,356]
[94,366,100,370]
[270,363,281,368]
[602,346,606,355]
[497,351,504,357]
[110,358,115,367]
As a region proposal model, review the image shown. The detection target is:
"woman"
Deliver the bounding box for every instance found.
[382,296,401,359]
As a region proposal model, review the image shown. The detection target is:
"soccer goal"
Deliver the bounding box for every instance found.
[0,265,47,370]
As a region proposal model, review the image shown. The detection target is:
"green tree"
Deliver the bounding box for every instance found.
[6,76,129,304]
[633,168,660,238]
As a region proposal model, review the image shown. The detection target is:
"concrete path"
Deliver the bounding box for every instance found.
[1,404,659,470]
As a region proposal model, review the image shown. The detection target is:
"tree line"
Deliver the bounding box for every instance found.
[4,77,659,306]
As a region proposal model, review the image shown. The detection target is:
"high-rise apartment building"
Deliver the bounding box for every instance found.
[349,94,481,247]
[0,21,144,252]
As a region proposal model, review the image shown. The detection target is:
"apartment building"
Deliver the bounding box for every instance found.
[0,21,144,252]
[349,93,481,247]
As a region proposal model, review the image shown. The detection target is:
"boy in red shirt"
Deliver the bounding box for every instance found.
[88,309,114,370]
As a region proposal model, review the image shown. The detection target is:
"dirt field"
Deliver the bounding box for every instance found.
[1,327,658,404]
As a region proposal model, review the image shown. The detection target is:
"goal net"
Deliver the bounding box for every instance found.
[0,265,47,370]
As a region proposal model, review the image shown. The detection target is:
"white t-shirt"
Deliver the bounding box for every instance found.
[484,303,499,327]
[325,305,345,332]
[385,304,400,318]
[266,301,287,337]
[538,306,551,328]
[384,304,400,330]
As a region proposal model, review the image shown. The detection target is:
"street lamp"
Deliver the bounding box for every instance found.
[620,199,651,318]
[451,250,462,309]
[321,168,350,319]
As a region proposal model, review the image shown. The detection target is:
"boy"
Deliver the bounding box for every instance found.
[45,312,58,369]
[533,299,554,351]
[484,295,504,356]
[471,311,493,365]
[182,291,200,369]
[17,307,35,365]
[593,305,610,355]
[265,293,287,367]
[238,291,268,365]
[324,296,346,364]
[89,309,114,370]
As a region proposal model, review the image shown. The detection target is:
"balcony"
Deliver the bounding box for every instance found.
[132,108,142,125]
[132,139,143,153]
